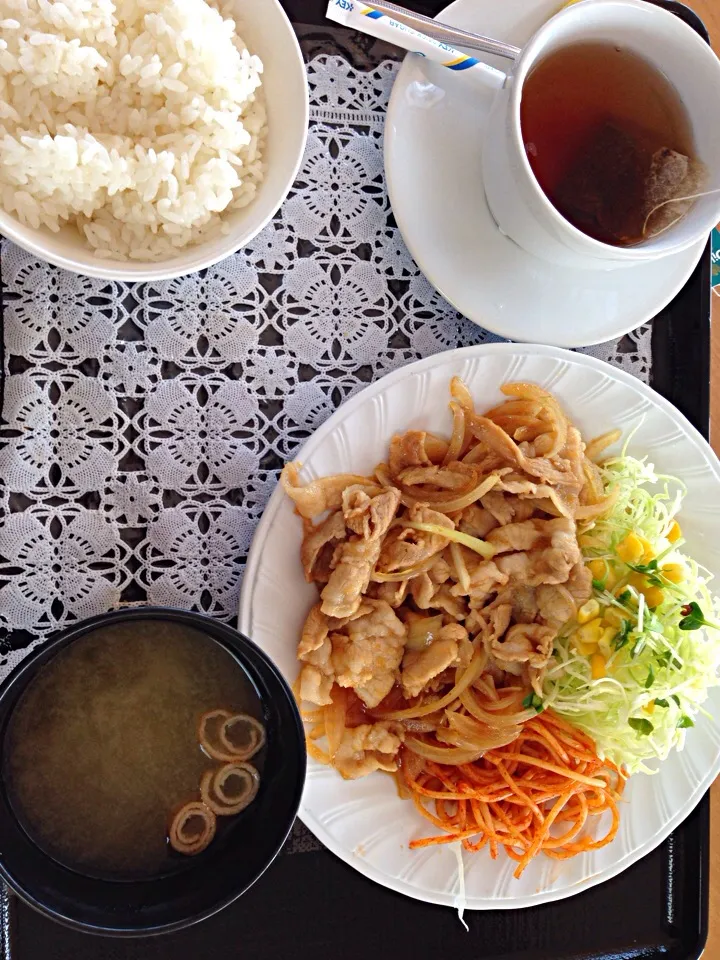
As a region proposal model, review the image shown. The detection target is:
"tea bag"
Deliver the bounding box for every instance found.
[554,120,705,245]
[642,147,706,239]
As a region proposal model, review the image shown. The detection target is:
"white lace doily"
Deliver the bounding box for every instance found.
[0,55,652,677]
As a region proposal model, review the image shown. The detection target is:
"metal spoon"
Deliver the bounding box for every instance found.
[367,0,522,61]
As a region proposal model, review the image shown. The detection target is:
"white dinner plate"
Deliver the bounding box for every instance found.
[240,344,720,909]
[383,0,706,348]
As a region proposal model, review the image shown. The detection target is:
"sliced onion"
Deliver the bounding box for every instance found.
[440,711,521,750]
[585,429,622,462]
[474,675,499,702]
[486,398,544,418]
[374,462,393,487]
[375,649,488,720]
[168,801,216,855]
[399,521,496,560]
[539,407,567,458]
[401,717,439,733]
[405,615,444,651]
[581,456,605,502]
[395,769,412,799]
[449,543,470,594]
[400,748,426,783]
[398,474,501,514]
[306,738,330,764]
[424,434,451,463]
[575,486,619,520]
[404,737,486,766]
[375,458,502,513]
[450,375,475,415]
[324,687,347,759]
[442,401,467,466]
[461,443,497,466]
[499,384,567,458]
[371,556,439,582]
[460,688,534,728]
[398,461,478,494]
[281,464,381,519]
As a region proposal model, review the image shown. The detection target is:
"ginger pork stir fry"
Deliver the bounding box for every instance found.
[282,380,615,781]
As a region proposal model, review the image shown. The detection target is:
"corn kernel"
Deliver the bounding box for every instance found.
[661,563,684,584]
[628,572,647,592]
[587,559,607,581]
[644,700,656,715]
[616,533,653,564]
[604,607,629,628]
[575,639,597,656]
[591,653,606,679]
[577,599,600,624]
[627,572,665,609]
[598,626,616,657]
[573,617,603,655]
[587,559,620,590]
[616,533,645,563]
[578,618,603,641]
[578,533,599,549]
[573,617,603,657]
[642,586,665,609]
[667,520,682,543]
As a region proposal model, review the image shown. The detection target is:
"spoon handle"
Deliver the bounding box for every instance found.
[367,0,522,61]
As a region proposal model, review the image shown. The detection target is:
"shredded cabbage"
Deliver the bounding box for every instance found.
[452,841,469,932]
[542,453,720,775]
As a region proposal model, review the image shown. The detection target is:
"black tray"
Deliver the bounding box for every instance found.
[0,1,712,958]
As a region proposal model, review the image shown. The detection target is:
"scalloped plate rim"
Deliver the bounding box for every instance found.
[239,342,720,909]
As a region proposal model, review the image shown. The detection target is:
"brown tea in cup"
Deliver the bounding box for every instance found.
[520,41,704,246]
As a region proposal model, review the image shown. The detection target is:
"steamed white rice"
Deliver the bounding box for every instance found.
[0,0,266,261]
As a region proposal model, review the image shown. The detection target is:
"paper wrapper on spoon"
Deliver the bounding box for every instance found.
[326,0,505,89]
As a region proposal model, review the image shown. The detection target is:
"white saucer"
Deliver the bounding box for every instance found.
[384,0,706,348]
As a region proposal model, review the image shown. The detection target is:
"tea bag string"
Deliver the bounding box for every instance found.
[642,186,720,240]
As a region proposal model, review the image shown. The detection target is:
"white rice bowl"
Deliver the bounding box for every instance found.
[0,0,308,280]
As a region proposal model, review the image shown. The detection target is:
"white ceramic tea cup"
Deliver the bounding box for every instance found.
[481,0,720,269]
